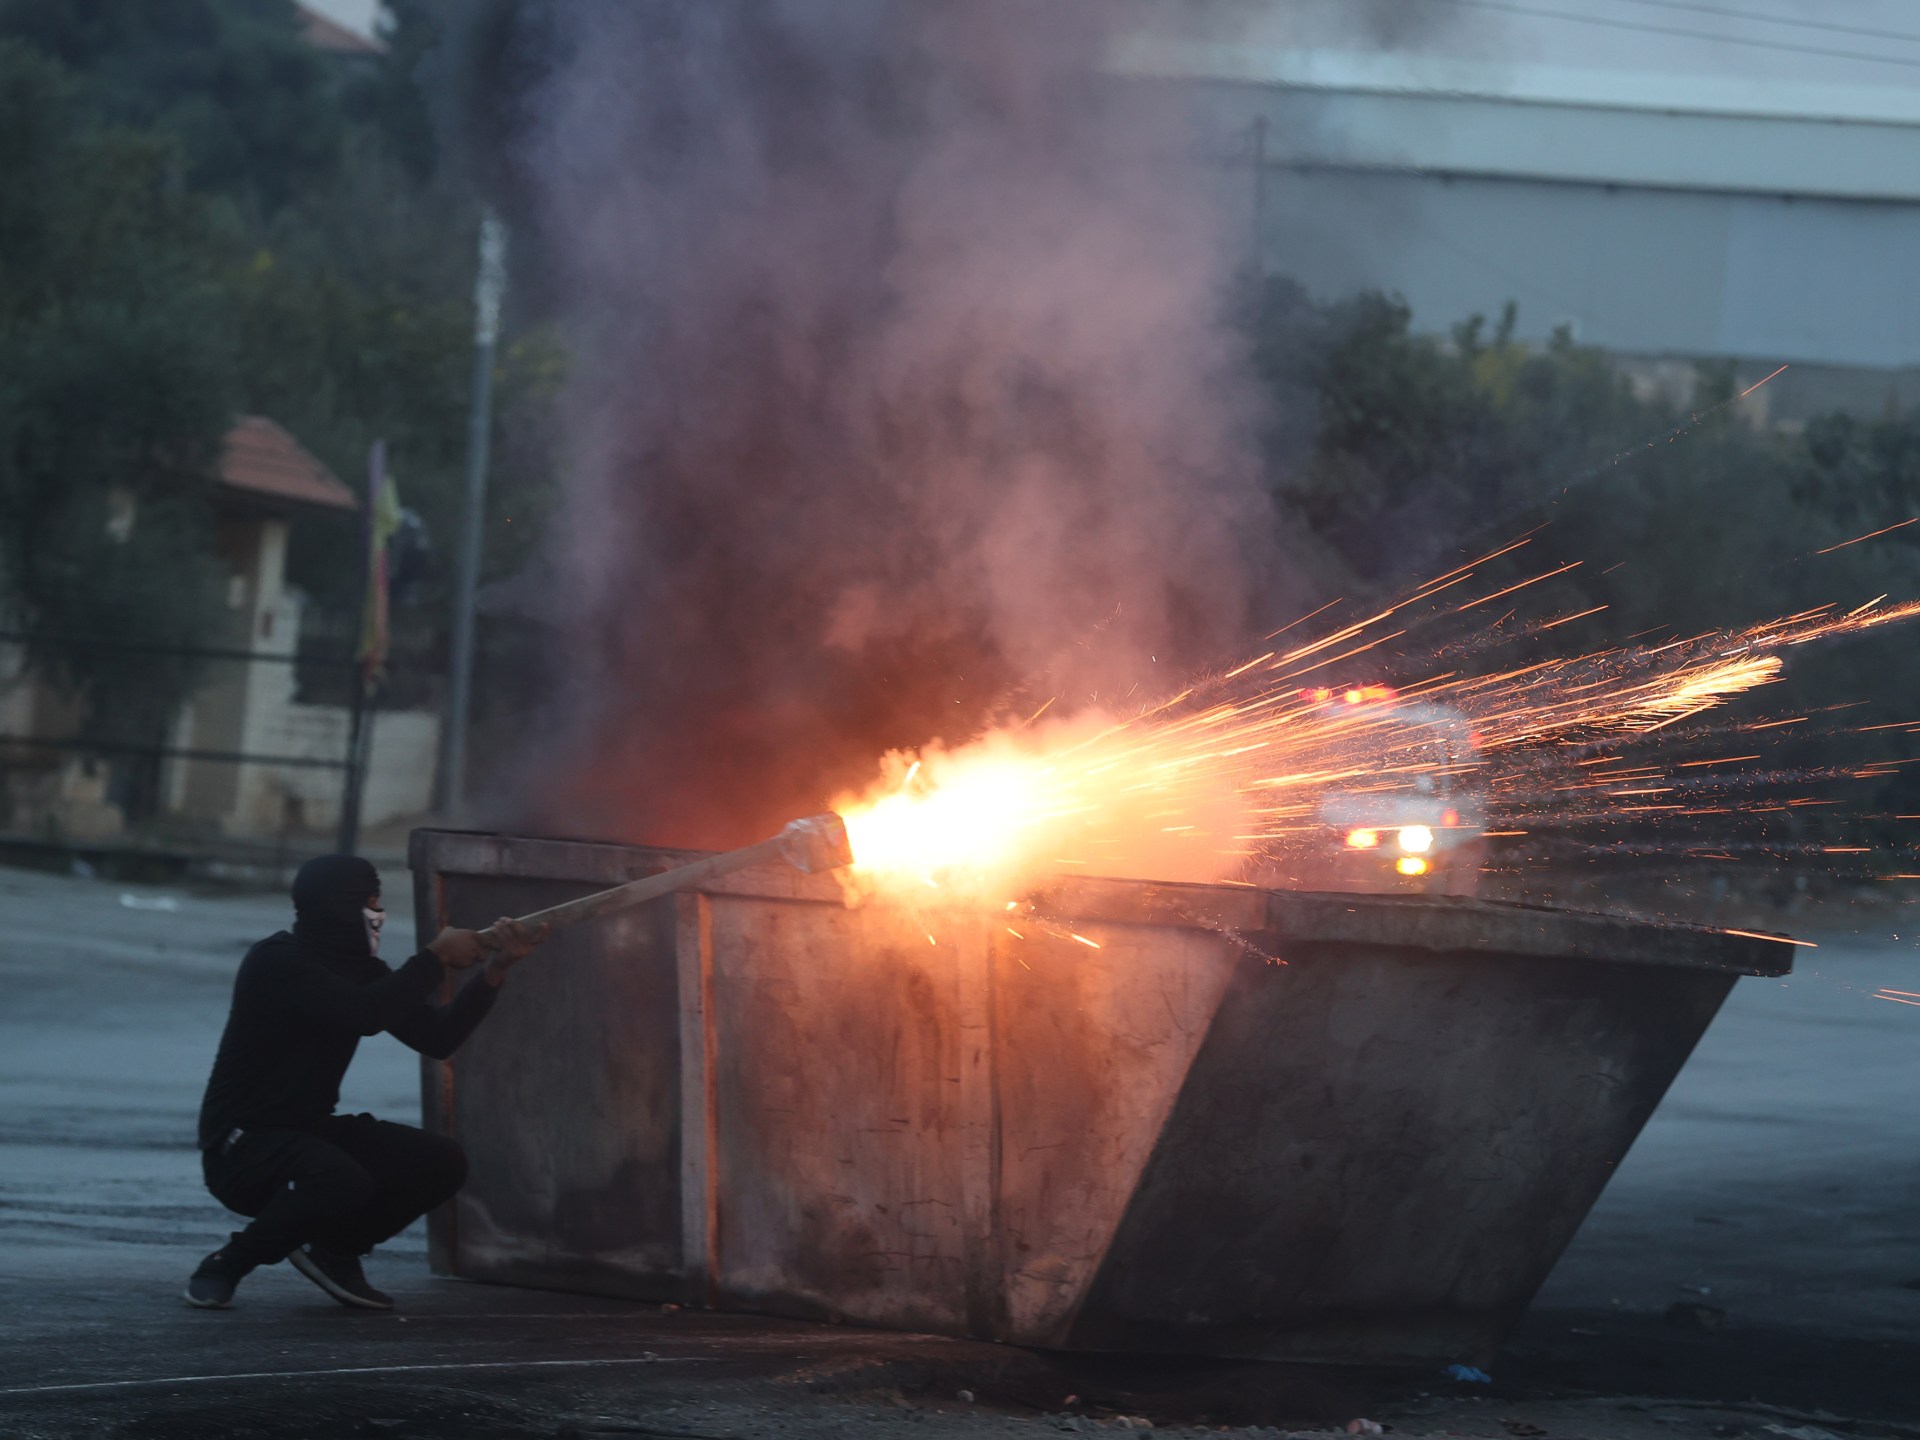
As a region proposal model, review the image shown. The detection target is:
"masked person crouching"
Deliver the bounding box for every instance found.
[185,854,546,1310]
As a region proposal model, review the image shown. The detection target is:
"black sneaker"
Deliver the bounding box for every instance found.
[184,1249,247,1309]
[288,1244,393,1310]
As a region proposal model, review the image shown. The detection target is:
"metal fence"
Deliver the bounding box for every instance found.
[0,630,386,853]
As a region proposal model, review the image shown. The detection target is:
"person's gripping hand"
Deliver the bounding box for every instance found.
[480,916,549,987]
[427,926,490,970]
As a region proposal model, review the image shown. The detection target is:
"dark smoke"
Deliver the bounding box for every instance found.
[482,1,1298,848]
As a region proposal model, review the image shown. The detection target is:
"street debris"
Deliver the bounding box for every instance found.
[1444,1365,1494,1384]
[1762,1425,1844,1440]
[118,892,179,911]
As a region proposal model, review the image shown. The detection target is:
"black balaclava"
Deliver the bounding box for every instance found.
[291,854,382,960]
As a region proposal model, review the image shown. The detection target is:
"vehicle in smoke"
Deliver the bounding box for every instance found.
[1296,686,1487,896]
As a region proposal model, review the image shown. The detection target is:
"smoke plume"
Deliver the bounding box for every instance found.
[488,1,1293,848]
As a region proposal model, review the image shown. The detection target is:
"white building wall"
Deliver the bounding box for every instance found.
[163,527,442,840]
[1260,170,1920,369]
[240,701,440,833]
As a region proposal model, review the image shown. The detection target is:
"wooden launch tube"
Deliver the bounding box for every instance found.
[477,812,853,948]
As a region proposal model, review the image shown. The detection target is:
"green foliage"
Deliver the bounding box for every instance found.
[1797,410,1920,535]
[0,38,235,738]
[0,0,342,209]
[339,0,446,183]
[1247,279,1667,587]
[1237,274,1920,845]
[0,1,560,740]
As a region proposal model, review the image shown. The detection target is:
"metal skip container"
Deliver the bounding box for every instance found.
[408,828,1795,1365]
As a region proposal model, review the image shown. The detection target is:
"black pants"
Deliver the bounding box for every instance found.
[202,1114,467,1272]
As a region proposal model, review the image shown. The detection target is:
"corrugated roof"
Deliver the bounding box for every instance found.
[218,417,358,512]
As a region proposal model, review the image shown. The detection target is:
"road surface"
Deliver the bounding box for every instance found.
[1,863,1915,1438]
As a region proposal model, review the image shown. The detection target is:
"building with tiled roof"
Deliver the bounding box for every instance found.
[219,416,359,513]
[1,414,438,845]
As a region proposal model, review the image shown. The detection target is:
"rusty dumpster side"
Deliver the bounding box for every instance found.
[409,828,1794,1364]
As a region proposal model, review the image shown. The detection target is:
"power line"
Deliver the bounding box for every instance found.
[1607,0,1920,48]
[0,630,356,667]
[1424,0,1920,70]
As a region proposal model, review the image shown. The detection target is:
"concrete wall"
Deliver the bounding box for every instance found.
[2,479,436,844]
[158,516,442,839]
[0,643,124,840]
[240,701,440,834]
[1261,169,1920,371]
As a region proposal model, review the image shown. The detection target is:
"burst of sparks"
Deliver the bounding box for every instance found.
[1816,518,1919,556]
[1720,929,1817,948]
[831,566,1920,901]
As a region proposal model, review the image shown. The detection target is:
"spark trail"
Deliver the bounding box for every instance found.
[833,552,1920,899]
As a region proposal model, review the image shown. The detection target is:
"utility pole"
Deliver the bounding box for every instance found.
[437,208,508,818]
[337,439,385,855]
[1250,115,1269,278]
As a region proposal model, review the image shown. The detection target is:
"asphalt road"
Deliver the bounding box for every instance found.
[1,862,1916,1439]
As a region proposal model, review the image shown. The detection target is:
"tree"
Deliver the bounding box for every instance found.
[0,39,236,811]
[1238,275,1920,853]
[0,0,343,210]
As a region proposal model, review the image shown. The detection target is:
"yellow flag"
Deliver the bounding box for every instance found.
[358,471,404,682]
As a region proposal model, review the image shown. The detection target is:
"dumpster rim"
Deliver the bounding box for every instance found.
[410,828,1797,978]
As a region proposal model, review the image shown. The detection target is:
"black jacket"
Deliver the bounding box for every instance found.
[197,932,495,1150]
